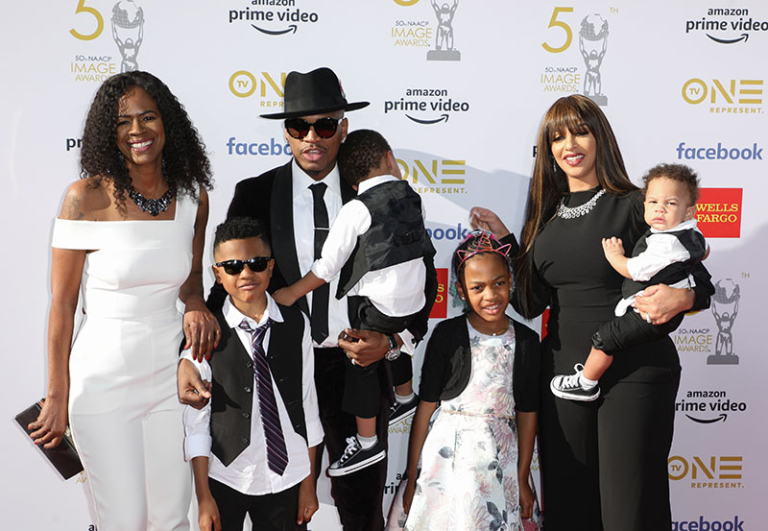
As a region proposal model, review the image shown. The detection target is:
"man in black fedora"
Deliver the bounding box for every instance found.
[179,67,436,530]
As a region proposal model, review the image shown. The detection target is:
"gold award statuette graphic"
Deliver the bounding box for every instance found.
[579,14,608,106]
[112,0,144,73]
[709,279,740,365]
[427,0,460,61]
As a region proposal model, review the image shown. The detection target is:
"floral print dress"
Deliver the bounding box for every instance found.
[405,320,522,531]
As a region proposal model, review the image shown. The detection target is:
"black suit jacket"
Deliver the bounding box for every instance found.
[210,160,438,344]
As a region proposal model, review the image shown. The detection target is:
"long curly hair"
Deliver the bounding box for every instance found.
[515,95,637,318]
[80,71,213,207]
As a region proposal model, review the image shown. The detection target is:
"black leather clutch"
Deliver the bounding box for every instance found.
[15,400,83,480]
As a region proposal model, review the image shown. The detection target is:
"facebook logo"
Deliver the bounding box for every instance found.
[676,142,763,161]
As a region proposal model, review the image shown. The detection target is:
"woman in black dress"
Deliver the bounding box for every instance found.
[471,94,712,531]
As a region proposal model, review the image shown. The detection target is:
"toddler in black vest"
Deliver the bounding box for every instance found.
[182,217,324,531]
[274,130,434,476]
[551,163,709,402]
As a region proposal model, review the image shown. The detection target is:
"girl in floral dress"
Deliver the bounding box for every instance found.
[401,231,540,531]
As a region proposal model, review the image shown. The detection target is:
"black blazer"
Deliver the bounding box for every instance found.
[210,161,439,344]
[418,314,540,413]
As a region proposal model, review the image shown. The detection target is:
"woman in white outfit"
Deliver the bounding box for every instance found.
[29,71,219,531]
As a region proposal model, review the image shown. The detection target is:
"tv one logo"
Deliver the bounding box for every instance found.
[229,71,286,108]
[668,455,743,486]
[682,78,764,112]
[397,159,466,186]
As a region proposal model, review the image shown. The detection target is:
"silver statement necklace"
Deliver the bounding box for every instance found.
[556,189,606,219]
[128,186,174,217]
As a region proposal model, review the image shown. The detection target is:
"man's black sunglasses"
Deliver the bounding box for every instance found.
[284,117,341,139]
[215,256,272,275]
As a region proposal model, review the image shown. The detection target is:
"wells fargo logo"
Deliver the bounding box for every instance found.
[429,268,448,319]
[682,78,764,114]
[229,71,286,109]
[695,188,742,238]
[668,455,743,489]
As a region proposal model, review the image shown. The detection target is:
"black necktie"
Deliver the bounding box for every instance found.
[238,318,289,475]
[309,182,329,344]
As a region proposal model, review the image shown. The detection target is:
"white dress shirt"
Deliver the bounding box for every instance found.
[291,158,350,348]
[311,174,427,318]
[616,219,701,317]
[182,295,324,496]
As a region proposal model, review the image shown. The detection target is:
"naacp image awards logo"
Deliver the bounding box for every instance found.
[112,0,144,73]
[427,0,460,61]
[709,279,740,365]
[580,14,609,106]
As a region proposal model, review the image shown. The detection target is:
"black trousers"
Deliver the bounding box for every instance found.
[314,347,391,531]
[343,297,417,418]
[539,376,680,531]
[599,307,685,354]
[208,478,303,531]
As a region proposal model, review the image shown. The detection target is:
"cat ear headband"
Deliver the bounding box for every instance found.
[455,230,512,268]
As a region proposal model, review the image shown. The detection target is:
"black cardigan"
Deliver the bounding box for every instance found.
[418,314,540,413]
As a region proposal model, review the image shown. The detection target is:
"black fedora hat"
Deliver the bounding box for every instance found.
[260,67,369,120]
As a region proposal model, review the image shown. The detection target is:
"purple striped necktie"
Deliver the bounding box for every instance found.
[238,318,289,476]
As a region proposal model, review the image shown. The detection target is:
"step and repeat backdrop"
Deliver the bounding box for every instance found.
[2,1,765,529]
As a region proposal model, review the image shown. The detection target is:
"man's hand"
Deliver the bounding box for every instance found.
[178,358,212,408]
[296,475,319,525]
[338,328,388,367]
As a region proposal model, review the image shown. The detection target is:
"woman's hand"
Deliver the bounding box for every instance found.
[28,396,68,449]
[183,301,221,361]
[633,284,695,325]
[469,207,510,239]
[518,476,535,520]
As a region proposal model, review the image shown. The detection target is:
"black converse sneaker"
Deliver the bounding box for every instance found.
[550,364,601,402]
[389,395,419,425]
[328,436,386,477]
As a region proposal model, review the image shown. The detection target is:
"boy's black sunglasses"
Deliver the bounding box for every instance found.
[284,117,340,139]
[215,256,272,275]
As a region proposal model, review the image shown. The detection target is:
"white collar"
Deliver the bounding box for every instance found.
[223,293,284,329]
[649,218,699,234]
[291,158,341,200]
[356,174,399,195]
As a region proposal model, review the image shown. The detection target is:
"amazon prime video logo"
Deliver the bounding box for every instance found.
[384,87,470,125]
[676,389,747,425]
[229,1,319,36]
[112,0,144,73]
[427,0,460,61]
[685,8,766,44]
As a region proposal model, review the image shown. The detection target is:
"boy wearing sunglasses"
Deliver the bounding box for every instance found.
[181,217,324,531]
[273,130,434,476]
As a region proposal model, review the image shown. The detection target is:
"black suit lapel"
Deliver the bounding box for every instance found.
[270,161,310,316]
[340,175,356,204]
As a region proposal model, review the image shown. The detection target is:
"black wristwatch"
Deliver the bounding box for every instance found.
[384,333,401,361]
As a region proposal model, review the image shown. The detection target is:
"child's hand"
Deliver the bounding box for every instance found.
[403,477,417,515]
[518,476,535,520]
[297,476,319,525]
[272,287,296,307]
[198,493,222,531]
[602,237,625,259]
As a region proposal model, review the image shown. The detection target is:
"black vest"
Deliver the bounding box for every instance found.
[622,228,707,299]
[208,304,308,467]
[337,180,435,299]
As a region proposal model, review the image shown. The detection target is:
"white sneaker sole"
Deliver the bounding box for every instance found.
[550,380,600,402]
[327,449,386,477]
